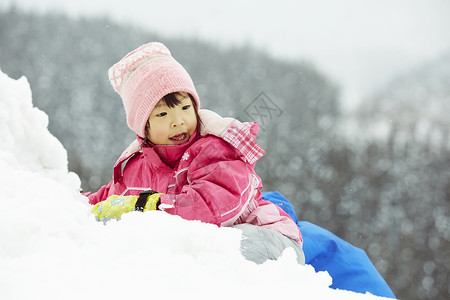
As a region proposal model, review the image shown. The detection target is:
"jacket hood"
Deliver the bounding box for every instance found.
[198,109,265,164]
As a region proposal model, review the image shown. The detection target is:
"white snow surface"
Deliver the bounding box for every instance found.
[0,69,386,299]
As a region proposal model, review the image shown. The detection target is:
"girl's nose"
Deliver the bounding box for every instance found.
[171,114,184,127]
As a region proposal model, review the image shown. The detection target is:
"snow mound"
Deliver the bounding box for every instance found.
[0,69,385,299]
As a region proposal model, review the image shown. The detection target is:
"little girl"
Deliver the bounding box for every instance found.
[88,42,304,264]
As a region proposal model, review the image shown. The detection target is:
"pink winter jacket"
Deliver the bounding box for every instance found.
[88,110,302,245]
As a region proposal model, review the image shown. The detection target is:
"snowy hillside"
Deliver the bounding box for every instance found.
[0,69,386,299]
[368,53,450,126]
[353,53,450,147]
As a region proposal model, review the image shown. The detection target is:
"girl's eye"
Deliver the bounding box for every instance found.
[156,112,167,117]
[182,105,191,110]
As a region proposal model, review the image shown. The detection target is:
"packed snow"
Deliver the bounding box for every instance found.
[0,69,387,299]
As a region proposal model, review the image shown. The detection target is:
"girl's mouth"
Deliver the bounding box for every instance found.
[169,132,188,144]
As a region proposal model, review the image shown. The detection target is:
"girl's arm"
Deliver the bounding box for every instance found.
[159,137,261,226]
[87,180,113,205]
[87,140,141,206]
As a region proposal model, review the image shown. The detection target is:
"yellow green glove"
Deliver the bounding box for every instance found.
[91,191,162,220]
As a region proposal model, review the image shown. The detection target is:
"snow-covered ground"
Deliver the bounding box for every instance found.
[0,69,387,299]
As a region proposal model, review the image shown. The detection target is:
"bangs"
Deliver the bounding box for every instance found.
[163,92,193,108]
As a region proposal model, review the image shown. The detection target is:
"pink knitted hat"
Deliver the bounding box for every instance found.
[108,42,200,137]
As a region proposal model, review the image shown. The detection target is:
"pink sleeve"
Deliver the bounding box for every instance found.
[159,139,259,226]
[88,181,113,205]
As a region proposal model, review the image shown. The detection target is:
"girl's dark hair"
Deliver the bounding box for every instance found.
[143,92,201,146]
[162,92,185,108]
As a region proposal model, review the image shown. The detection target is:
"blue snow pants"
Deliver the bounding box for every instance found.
[262,191,396,299]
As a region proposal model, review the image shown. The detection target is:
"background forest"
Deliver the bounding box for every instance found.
[1,8,449,300]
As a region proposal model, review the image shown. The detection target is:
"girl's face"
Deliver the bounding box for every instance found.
[146,92,198,145]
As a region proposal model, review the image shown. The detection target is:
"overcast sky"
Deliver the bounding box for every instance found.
[3,0,450,110]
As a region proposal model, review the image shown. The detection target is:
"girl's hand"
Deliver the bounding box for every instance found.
[91,191,162,220]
